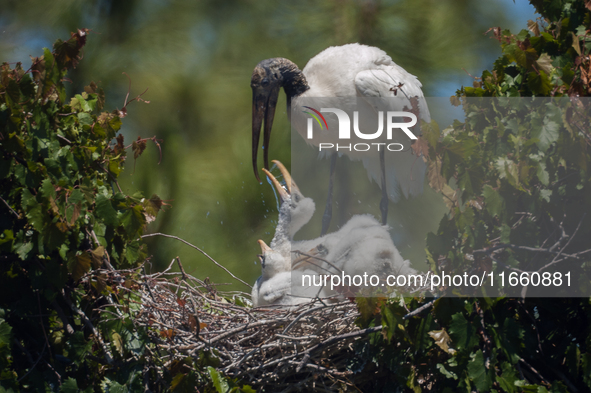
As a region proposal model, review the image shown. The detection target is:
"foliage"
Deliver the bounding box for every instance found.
[0,30,260,393]
[3,1,591,391]
[349,1,591,392]
[0,30,166,391]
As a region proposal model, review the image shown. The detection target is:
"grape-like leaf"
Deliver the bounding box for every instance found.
[467,350,493,392]
[67,253,92,281]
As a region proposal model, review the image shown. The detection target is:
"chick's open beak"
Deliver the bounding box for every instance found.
[262,160,303,202]
[262,168,289,201]
[257,239,272,253]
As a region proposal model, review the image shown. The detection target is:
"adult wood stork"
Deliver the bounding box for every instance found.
[251,43,430,233]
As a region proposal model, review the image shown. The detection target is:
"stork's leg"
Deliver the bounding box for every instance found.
[321,153,338,236]
[379,148,388,225]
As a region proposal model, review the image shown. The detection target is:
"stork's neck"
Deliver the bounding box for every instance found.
[270,199,292,256]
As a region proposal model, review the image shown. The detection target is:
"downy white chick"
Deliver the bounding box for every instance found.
[251,239,329,307]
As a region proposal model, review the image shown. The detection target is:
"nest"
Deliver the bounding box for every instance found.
[103,257,391,392]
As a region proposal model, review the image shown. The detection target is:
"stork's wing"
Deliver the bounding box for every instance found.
[354,66,430,122]
[354,65,430,200]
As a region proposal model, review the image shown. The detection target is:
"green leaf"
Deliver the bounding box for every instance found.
[0,319,12,345]
[208,367,230,393]
[532,117,559,152]
[109,116,122,133]
[447,138,478,159]
[120,205,146,238]
[60,377,79,393]
[527,70,552,95]
[498,318,523,364]
[467,350,493,392]
[77,112,92,126]
[500,224,511,243]
[68,331,92,366]
[40,178,56,199]
[448,312,477,351]
[112,331,124,355]
[103,380,127,393]
[170,373,186,391]
[482,185,505,218]
[496,362,518,393]
[436,363,458,380]
[67,253,92,281]
[536,161,549,185]
[108,159,122,176]
[96,194,118,226]
[0,319,13,369]
[14,241,34,260]
[124,240,144,266]
[381,306,397,342]
[582,353,591,389]
[22,189,44,231]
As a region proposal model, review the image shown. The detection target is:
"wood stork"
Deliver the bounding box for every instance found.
[322,214,417,280]
[251,43,430,233]
[263,161,316,249]
[261,160,417,296]
[251,239,330,307]
[251,239,291,307]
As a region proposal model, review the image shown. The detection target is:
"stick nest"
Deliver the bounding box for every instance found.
[105,258,392,392]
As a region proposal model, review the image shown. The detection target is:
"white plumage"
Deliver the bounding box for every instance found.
[251,161,417,307]
[251,163,330,307]
[251,43,430,219]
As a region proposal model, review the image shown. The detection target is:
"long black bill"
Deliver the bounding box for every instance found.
[252,85,280,182]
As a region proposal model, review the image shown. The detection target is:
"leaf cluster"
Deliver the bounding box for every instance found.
[0,30,164,391]
[355,296,591,392]
[353,1,591,392]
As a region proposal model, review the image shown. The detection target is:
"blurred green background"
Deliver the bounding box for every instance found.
[0,0,537,291]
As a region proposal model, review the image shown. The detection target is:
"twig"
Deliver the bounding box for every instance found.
[15,340,46,382]
[141,233,252,288]
[403,298,437,319]
[36,291,52,359]
[537,213,586,273]
[293,325,382,372]
[292,250,343,274]
[51,300,74,334]
[518,358,548,385]
[0,195,19,217]
[61,290,114,365]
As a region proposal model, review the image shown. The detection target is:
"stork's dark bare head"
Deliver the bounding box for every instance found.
[251,58,308,182]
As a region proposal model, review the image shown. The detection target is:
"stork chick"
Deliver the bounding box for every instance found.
[262,160,316,257]
[251,239,291,307]
[251,239,330,307]
[262,162,416,293]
